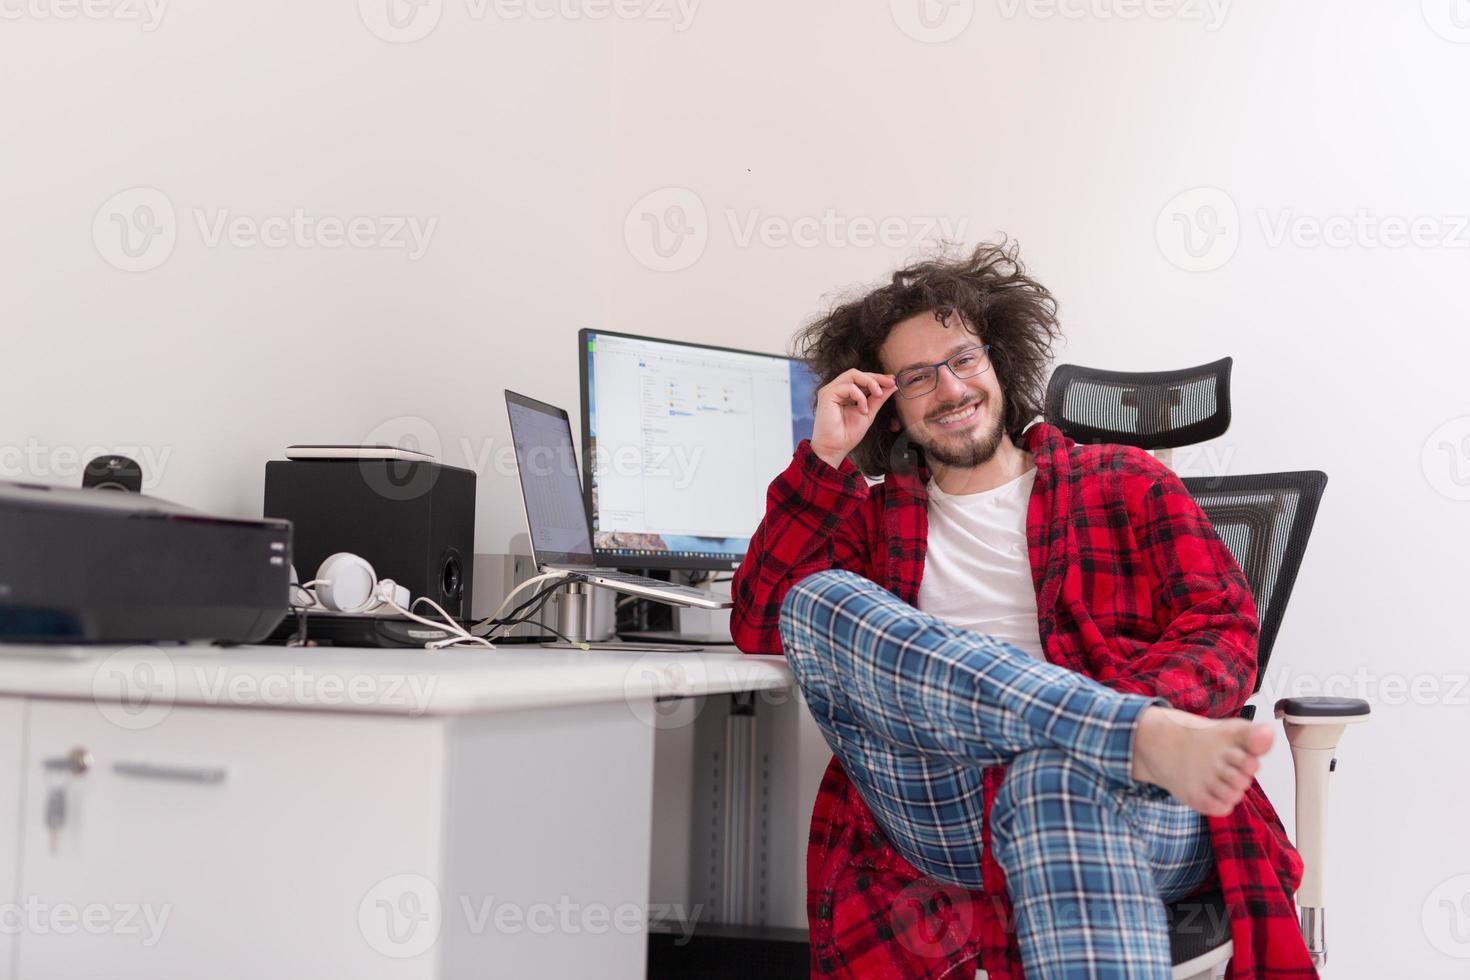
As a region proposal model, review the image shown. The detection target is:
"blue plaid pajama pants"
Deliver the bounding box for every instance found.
[780,570,1215,979]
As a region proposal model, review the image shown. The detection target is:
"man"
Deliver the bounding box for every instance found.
[731,243,1313,979]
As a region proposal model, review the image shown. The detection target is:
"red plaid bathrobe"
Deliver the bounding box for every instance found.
[732,422,1315,979]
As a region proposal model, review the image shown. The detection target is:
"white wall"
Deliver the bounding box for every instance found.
[0,0,611,553]
[4,0,1467,974]
[609,2,1470,976]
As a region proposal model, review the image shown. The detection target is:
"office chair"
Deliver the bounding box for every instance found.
[1043,356,1232,476]
[1043,360,1371,978]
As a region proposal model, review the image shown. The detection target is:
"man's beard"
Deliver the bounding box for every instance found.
[913,395,1005,469]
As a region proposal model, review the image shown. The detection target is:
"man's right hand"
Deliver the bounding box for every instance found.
[810,368,898,469]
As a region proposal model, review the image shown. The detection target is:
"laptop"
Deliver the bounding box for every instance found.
[504,390,729,611]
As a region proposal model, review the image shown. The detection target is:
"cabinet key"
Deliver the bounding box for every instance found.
[41,747,90,854]
[43,748,93,774]
[45,786,66,854]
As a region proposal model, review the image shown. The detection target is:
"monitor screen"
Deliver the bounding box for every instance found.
[580,329,819,571]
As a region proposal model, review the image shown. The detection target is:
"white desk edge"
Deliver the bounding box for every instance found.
[0,643,797,716]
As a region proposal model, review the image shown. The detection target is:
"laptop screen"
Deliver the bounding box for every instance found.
[505,391,595,567]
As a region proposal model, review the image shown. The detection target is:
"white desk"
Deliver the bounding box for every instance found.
[0,643,805,980]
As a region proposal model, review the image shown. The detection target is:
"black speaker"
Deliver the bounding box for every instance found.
[263,459,475,619]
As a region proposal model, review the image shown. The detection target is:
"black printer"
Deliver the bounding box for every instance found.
[0,481,291,644]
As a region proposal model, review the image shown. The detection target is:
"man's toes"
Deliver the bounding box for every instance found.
[1200,792,1233,817]
[1207,782,1243,814]
[1212,766,1251,796]
[1223,769,1253,795]
[1244,725,1274,756]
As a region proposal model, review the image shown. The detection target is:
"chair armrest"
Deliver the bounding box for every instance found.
[1272,697,1371,965]
[1275,696,1371,723]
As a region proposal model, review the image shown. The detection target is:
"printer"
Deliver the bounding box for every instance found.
[0,481,292,644]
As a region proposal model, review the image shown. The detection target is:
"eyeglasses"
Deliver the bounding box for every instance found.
[893,344,992,399]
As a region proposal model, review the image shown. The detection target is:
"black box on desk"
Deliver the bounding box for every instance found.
[264,459,475,619]
[0,481,291,644]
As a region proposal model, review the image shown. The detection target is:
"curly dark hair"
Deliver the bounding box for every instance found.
[791,240,1062,477]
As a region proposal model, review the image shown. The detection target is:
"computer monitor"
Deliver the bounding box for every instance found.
[579,328,820,572]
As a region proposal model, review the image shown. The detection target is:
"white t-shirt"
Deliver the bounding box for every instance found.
[916,466,1044,659]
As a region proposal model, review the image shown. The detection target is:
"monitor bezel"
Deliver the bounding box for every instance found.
[578,327,810,573]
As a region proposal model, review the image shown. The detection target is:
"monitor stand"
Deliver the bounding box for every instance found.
[541,640,707,652]
[554,581,720,650]
[617,630,735,646]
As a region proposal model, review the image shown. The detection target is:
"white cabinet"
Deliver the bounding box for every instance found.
[0,644,781,979]
[0,697,27,980]
[15,702,447,980]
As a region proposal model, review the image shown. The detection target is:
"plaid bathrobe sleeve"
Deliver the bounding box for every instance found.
[730,440,883,654]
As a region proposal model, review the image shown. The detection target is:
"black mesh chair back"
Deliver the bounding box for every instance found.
[1044,357,1232,450]
[1181,471,1328,691]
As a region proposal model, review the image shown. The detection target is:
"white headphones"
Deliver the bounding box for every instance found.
[293,553,409,614]
[290,552,490,649]
[291,555,411,608]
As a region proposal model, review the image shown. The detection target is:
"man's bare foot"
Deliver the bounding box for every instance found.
[1130,707,1273,817]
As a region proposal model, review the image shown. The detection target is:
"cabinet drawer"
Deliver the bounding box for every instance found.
[17,700,446,980]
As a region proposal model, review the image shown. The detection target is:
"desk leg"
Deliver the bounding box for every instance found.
[721,693,759,924]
